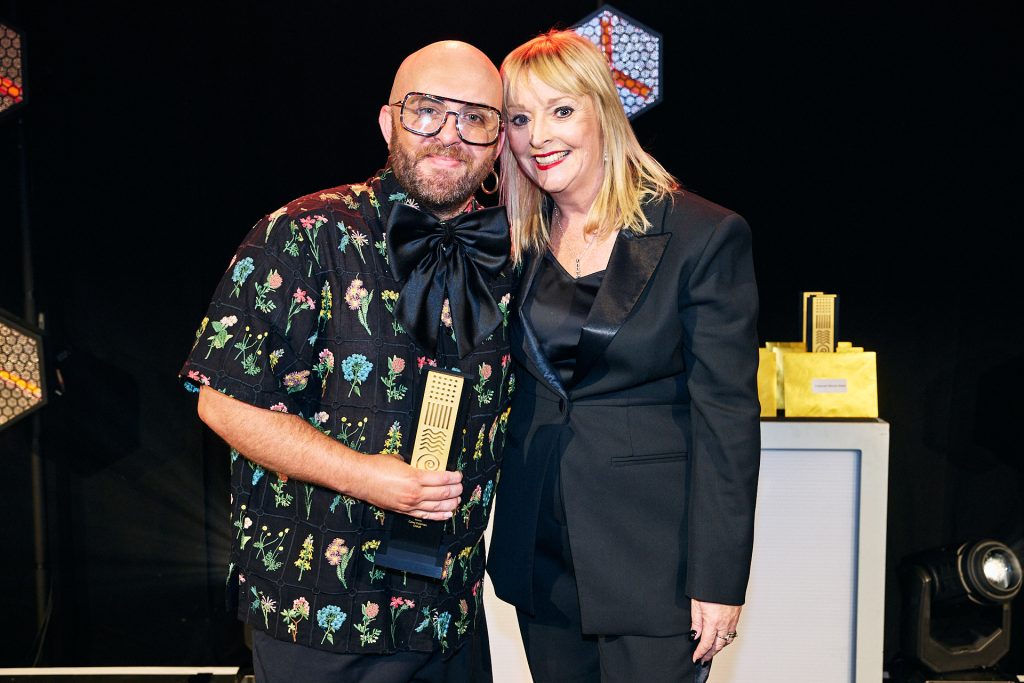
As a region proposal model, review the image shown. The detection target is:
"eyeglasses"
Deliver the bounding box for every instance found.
[390,92,502,146]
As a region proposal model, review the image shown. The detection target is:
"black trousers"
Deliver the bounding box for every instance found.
[517,447,706,683]
[251,622,492,683]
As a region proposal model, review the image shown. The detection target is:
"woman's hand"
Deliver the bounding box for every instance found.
[690,598,742,664]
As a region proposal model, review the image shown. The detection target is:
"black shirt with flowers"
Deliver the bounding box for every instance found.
[180,167,515,655]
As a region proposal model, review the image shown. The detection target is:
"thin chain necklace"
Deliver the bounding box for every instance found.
[553,206,597,278]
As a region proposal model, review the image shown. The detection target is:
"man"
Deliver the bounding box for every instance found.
[180,41,514,682]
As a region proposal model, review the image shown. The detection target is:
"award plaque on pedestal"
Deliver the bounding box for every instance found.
[374,369,465,578]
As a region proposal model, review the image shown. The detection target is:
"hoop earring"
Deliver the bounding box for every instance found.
[480,168,499,195]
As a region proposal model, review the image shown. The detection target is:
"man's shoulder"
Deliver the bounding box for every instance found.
[265,180,367,224]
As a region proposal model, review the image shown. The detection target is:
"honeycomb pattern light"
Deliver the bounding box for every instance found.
[0,21,25,117]
[573,4,662,119]
[0,311,46,429]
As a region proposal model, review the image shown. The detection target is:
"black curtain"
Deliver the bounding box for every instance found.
[1,0,1020,672]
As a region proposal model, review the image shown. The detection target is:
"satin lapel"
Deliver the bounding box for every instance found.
[513,250,569,399]
[570,231,671,387]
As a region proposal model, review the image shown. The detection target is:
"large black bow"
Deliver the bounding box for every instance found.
[386,202,510,358]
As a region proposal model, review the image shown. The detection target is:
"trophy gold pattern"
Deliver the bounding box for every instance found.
[374,369,466,578]
[410,371,464,471]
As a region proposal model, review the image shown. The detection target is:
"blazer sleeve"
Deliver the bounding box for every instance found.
[679,210,761,605]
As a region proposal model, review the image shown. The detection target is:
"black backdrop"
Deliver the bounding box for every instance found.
[1,0,1021,674]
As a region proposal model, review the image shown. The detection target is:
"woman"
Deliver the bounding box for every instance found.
[486,30,761,682]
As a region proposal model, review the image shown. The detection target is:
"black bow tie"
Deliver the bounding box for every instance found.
[386,202,510,358]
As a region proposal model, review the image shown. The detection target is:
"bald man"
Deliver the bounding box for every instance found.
[180,41,512,682]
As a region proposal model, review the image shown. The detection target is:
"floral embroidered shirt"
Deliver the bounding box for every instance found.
[180,167,515,655]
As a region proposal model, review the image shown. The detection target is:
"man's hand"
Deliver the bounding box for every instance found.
[352,452,462,521]
[691,598,742,664]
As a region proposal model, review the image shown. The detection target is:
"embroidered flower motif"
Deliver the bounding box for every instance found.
[417,356,438,373]
[230,257,255,297]
[461,484,482,527]
[268,348,284,369]
[254,268,283,313]
[190,316,209,352]
[270,474,293,508]
[282,369,310,394]
[354,600,382,646]
[313,349,335,397]
[457,542,479,584]
[283,220,305,257]
[269,402,288,413]
[472,424,485,463]
[473,363,494,405]
[341,354,373,397]
[205,315,238,358]
[344,278,374,335]
[336,415,369,452]
[280,597,310,642]
[362,539,385,583]
[186,370,211,386]
[497,292,511,336]
[324,537,354,589]
[380,355,408,402]
[455,598,470,636]
[250,589,276,629]
[285,287,316,334]
[233,327,267,376]
[440,551,454,592]
[299,214,328,275]
[317,604,347,645]
[380,290,404,335]
[440,298,455,341]
[310,281,333,346]
[434,611,452,651]
[294,533,314,580]
[381,420,403,455]
[252,525,290,572]
[337,221,368,262]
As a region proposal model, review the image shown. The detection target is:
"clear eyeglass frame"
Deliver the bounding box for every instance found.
[390,91,503,146]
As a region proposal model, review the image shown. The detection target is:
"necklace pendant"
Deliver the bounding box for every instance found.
[575,258,580,278]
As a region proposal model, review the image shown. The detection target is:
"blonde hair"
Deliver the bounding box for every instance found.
[499,29,678,262]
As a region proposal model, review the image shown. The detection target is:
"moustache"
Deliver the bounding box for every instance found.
[415,144,471,165]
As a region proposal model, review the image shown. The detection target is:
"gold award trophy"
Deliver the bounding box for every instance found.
[374,369,464,578]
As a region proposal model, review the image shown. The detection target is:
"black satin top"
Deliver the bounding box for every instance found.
[523,251,605,388]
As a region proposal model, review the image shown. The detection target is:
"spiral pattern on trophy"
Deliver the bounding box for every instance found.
[413,452,442,471]
[411,427,447,471]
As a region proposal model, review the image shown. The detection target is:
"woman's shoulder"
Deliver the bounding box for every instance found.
[641,188,746,234]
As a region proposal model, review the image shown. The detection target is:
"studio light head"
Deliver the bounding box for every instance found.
[901,538,1022,675]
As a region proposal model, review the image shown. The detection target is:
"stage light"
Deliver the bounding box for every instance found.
[900,538,1022,679]
[573,4,662,119]
[0,20,25,118]
[0,309,46,430]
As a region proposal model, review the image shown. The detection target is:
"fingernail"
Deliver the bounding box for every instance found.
[688,629,698,641]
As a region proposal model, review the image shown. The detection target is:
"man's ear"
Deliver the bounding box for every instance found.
[378,105,394,147]
[494,127,506,157]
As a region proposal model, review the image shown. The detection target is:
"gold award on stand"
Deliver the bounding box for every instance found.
[374,369,464,578]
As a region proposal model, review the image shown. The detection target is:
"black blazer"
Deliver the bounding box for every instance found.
[487,191,761,636]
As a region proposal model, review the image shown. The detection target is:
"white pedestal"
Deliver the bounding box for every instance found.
[484,419,890,683]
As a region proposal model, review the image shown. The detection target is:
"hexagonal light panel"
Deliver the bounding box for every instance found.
[0,21,25,117]
[573,4,662,119]
[0,310,46,430]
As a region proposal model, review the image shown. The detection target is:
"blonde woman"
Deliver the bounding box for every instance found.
[487,30,761,682]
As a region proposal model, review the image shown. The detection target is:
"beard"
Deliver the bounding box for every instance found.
[388,131,495,219]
